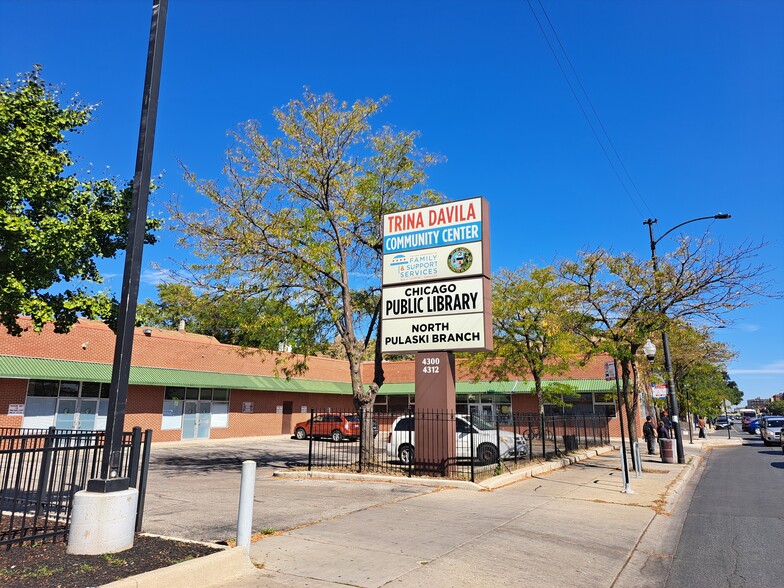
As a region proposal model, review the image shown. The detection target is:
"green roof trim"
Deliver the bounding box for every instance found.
[0,356,354,394]
[378,379,615,396]
[0,356,614,396]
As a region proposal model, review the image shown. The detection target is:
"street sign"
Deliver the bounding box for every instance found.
[651,384,668,399]
[604,361,616,381]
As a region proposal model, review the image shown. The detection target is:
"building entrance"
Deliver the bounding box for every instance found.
[182,400,211,440]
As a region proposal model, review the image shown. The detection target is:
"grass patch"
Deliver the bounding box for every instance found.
[101,553,127,567]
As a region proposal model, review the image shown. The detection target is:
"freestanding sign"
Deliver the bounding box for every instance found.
[381,197,492,354]
[381,197,491,475]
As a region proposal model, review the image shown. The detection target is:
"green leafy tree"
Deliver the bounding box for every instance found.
[766,400,784,416]
[465,266,588,416]
[136,282,330,355]
[170,91,440,452]
[651,321,738,423]
[681,364,740,420]
[0,66,160,335]
[560,237,770,443]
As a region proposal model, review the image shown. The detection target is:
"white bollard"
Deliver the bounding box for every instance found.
[236,460,256,550]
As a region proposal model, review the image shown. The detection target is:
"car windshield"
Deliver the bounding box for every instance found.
[344,415,359,422]
[766,419,783,427]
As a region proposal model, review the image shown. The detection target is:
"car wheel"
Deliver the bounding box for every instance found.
[294,427,308,440]
[331,429,344,442]
[477,443,499,465]
[751,427,760,435]
[781,444,784,454]
[398,443,414,465]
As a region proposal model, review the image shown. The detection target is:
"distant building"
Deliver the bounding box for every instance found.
[746,397,767,412]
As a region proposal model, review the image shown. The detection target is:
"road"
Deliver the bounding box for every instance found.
[665,426,784,586]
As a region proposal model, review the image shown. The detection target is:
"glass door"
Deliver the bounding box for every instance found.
[197,401,211,439]
[182,400,198,440]
[55,398,78,429]
[77,399,98,431]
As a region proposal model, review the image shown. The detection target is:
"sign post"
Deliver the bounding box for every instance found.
[381,197,491,475]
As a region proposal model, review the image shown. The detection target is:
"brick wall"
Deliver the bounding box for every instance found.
[0,378,26,428]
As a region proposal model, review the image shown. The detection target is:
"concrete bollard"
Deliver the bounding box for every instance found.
[236,460,256,550]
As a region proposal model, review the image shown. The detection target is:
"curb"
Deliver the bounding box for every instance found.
[100,545,255,588]
[273,445,617,492]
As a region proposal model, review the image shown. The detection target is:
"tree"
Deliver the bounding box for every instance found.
[136,282,330,358]
[680,364,741,420]
[0,67,160,335]
[559,236,771,443]
[464,266,588,416]
[767,400,784,416]
[652,321,738,423]
[170,91,440,451]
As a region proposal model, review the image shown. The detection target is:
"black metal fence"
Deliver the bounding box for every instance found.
[296,409,610,483]
[0,426,152,549]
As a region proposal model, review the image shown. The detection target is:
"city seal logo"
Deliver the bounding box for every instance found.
[447,247,473,273]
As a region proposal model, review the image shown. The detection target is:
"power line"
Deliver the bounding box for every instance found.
[526,0,654,218]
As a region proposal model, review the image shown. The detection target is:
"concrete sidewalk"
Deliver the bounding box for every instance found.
[107,432,744,587]
[225,438,736,587]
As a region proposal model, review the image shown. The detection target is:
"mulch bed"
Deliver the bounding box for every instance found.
[0,534,222,587]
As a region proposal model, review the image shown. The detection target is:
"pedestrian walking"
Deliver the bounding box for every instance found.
[643,416,657,454]
[657,420,669,439]
[697,416,706,438]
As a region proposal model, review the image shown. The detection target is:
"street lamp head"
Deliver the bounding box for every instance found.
[643,339,656,362]
[714,213,731,220]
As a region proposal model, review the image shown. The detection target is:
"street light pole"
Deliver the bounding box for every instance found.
[643,214,730,465]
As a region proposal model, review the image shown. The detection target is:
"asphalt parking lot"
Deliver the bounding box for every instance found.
[141,435,435,542]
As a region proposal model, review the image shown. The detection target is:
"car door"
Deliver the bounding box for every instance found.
[311,415,325,436]
[455,417,473,457]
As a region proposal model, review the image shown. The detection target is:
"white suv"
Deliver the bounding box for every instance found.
[386,413,527,465]
[759,416,783,446]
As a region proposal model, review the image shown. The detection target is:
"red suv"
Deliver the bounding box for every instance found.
[294,414,360,442]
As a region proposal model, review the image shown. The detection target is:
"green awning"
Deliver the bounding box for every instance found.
[0,356,354,394]
[0,355,614,396]
[375,379,615,396]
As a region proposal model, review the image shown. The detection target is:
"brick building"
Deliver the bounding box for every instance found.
[0,318,637,442]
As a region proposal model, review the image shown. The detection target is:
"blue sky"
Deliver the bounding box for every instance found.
[2,1,782,402]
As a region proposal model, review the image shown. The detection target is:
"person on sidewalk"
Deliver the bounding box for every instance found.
[657,419,669,439]
[643,416,657,454]
[697,416,706,438]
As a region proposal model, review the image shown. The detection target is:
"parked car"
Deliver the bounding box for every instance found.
[386,413,527,465]
[759,415,784,446]
[745,418,761,436]
[781,425,784,454]
[715,415,732,430]
[294,413,378,442]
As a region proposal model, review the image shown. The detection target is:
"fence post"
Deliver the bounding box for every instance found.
[135,429,153,532]
[540,413,546,459]
[553,416,560,457]
[527,414,533,460]
[127,427,142,488]
[307,409,314,472]
[469,412,475,483]
[34,426,57,518]
[512,413,518,465]
[407,406,414,478]
[582,415,588,448]
[358,407,363,474]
